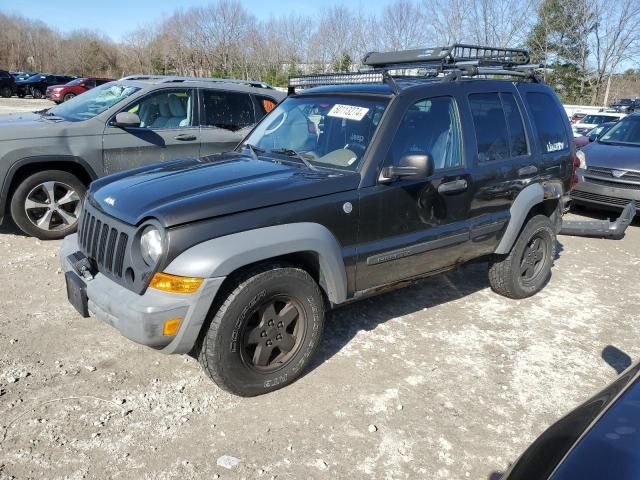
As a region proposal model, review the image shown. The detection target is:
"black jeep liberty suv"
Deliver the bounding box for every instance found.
[61,45,577,396]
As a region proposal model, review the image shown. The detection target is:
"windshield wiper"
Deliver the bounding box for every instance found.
[270,148,318,171]
[242,143,265,160]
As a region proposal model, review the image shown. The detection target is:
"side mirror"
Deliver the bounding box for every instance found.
[79,83,86,88]
[113,112,141,128]
[379,153,434,183]
[588,135,597,143]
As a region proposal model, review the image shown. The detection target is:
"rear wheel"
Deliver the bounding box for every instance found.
[63,93,75,102]
[10,170,85,240]
[488,215,556,299]
[0,86,12,98]
[31,88,42,99]
[197,264,325,396]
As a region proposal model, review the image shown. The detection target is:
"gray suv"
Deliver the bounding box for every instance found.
[0,76,284,239]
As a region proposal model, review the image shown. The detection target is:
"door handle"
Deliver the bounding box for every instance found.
[438,179,468,194]
[518,165,538,176]
[174,134,197,141]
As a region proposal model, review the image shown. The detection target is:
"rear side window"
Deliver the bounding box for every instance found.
[255,96,278,119]
[469,93,510,162]
[525,92,569,153]
[202,90,255,131]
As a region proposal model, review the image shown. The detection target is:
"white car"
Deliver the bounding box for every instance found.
[573,112,626,137]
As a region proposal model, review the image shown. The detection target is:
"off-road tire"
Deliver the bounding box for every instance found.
[488,214,556,299]
[63,93,75,102]
[10,170,85,240]
[0,86,12,98]
[197,264,325,397]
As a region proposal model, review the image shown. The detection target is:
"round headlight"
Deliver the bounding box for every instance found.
[576,150,587,169]
[140,226,163,266]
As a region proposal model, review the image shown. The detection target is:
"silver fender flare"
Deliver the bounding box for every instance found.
[494,183,545,254]
[164,222,348,304]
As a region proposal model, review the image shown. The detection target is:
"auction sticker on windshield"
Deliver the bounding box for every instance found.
[327,104,370,121]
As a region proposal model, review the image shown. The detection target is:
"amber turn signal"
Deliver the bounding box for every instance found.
[163,318,182,336]
[149,272,203,294]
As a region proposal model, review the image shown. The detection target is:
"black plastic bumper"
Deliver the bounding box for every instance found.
[559,202,636,238]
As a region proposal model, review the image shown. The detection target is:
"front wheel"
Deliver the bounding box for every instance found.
[10,170,85,240]
[198,264,325,396]
[488,214,556,299]
[31,88,43,99]
[63,93,75,102]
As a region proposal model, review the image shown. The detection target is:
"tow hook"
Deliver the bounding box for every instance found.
[560,202,636,238]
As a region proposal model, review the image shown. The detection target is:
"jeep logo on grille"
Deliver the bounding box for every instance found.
[612,170,627,178]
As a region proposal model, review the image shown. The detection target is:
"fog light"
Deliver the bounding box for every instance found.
[150,272,203,294]
[163,318,182,336]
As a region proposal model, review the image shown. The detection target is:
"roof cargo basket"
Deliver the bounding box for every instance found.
[288,44,540,94]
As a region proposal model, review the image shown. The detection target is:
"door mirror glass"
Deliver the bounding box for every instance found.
[114,111,141,128]
[379,152,434,183]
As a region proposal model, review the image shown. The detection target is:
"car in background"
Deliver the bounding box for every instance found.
[569,112,586,124]
[46,77,114,103]
[0,76,284,239]
[573,121,616,149]
[10,71,36,82]
[502,361,640,480]
[571,112,640,213]
[573,112,626,137]
[0,70,16,98]
[14,73,76,99]
[609,98,637,113]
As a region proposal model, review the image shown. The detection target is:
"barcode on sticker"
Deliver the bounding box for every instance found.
[327,104,369,121]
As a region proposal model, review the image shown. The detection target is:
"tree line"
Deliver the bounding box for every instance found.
[1,0,639,105]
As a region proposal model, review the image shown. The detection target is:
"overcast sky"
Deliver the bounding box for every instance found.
[2,0,376,41]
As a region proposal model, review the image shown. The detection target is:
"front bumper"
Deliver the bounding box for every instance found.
[571,169,640,211]
[46,91,62,101]
[61,234,225,354]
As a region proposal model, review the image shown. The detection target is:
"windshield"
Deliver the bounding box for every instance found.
[64,78,85,86]
[48,83,139,122]
[242,95,388,170]
[599,116,640,146]
[581,115,619,124]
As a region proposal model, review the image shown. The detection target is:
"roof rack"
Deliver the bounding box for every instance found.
[288,44,541,94]
[119,75,274,89]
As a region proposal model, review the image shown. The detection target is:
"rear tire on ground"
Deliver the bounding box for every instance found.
[17,92,25,98]
[197,264,325,397]
[63,93,75,102]
[0,86,11,98]
[488,214,556,299]
[10,170,85,240]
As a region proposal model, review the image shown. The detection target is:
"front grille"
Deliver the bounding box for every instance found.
[78,203,129,278]
[586,166,640,181]
[571,190,640,209]
[584,177,640,191]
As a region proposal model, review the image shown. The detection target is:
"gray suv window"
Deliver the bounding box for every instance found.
[202,90,255,131]
[127,90,194,129]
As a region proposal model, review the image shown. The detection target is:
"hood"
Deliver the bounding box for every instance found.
[89,154,360,227]
[0,112,75,141]
[582,141,640,171]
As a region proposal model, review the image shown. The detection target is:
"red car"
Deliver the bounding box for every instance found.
[46,77,114,103]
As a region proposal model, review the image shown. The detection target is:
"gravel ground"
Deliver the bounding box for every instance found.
[1,100,639,479]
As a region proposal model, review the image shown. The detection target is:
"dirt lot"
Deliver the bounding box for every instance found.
[1,99,639,479]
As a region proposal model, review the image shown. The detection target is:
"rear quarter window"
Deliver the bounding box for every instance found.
[525,92,569,154]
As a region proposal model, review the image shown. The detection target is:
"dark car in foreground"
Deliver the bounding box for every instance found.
[0,76,284,239]
[14,73,76,98]
[46,77,114,103]
[0,70,16,98]
[571,113,640,213]
[503,361,640,480]
[60,45,575,396]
